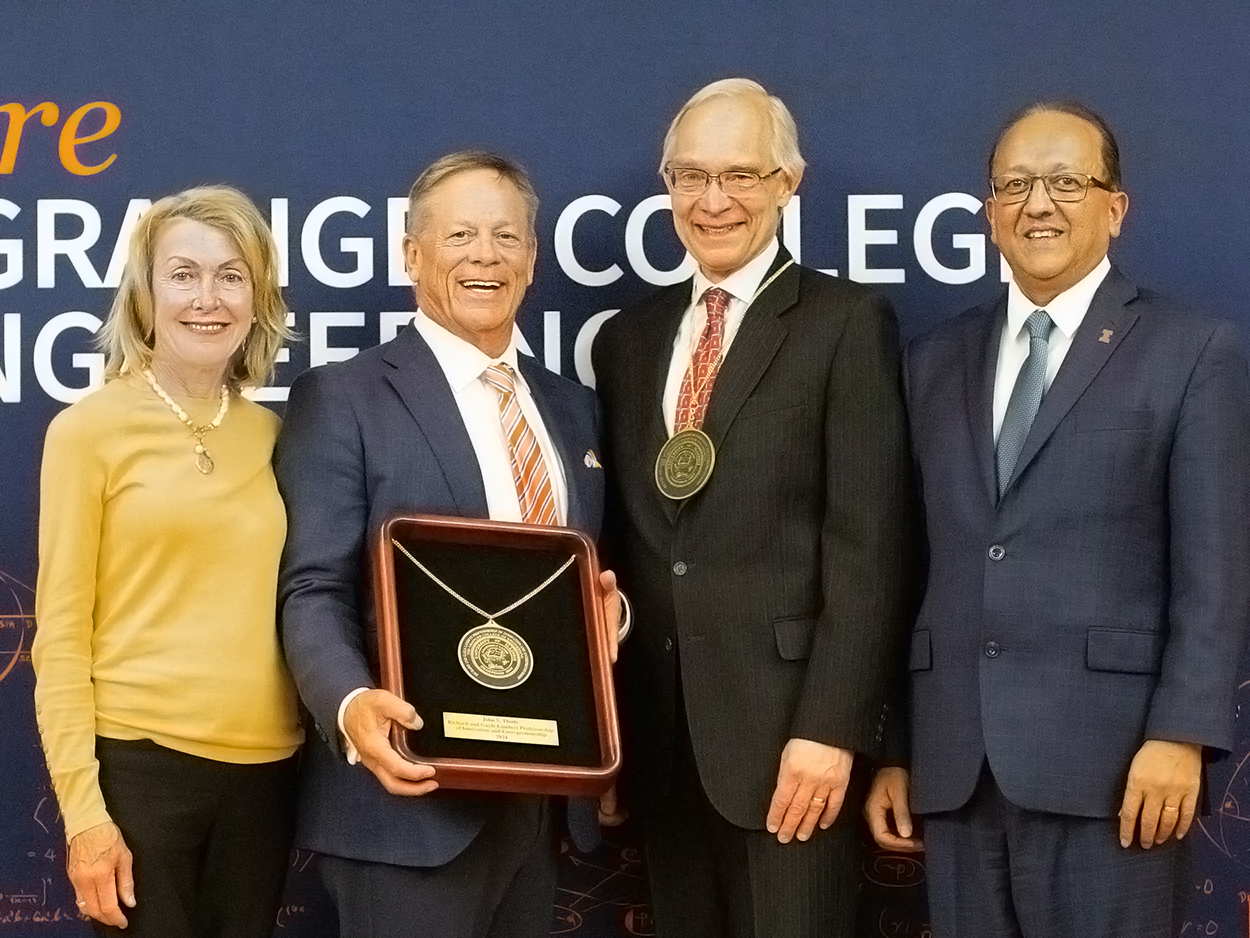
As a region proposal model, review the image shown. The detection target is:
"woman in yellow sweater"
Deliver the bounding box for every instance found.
[33,186,302,936]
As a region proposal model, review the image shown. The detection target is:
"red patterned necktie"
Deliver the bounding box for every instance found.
[482,363,558,526]
[674,287,731,431]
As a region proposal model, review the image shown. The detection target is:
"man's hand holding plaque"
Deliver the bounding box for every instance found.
[374,515,622,796]
[599,568,621,665]
[344,688,438,796]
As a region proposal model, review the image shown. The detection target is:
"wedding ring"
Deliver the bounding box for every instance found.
[76,900,87,907]
[1162,805,1178,812]
[810,796,827,805]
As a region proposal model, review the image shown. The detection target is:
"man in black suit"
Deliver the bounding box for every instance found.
[593,78,914,938]
[277,151,619,938]
[866,103,1250,936]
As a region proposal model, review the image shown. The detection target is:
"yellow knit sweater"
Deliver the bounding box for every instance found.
[33,374,302,840]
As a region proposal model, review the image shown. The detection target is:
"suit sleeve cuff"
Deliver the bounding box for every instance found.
[617,589,633,644]
[337,687,370,765]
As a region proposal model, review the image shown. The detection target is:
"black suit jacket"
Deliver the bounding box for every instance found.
[275,323,604,866]
[593,249,914,828]
[903,265,1250,817]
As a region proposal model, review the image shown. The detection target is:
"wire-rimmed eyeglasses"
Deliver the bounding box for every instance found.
[664,166,783,196]
[990,172,1116,204]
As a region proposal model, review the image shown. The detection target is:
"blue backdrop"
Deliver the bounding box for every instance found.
[3,3,1248,934]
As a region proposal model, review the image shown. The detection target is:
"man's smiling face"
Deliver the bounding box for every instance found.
[666,95,798,284]
[404,167,536,357]
[986,109,1129,306]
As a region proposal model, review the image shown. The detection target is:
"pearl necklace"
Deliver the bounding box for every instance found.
[142,369,230,474]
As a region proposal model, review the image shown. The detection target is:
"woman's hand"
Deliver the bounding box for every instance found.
[68,821,135,928]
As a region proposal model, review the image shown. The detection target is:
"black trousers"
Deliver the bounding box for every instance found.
[92,737,297,938]
[923,761,1183,938]
[642,702,861,938]
[319,795,557,938]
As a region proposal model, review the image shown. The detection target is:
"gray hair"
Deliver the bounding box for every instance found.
[406,150,539,237]
[659,78,806,183]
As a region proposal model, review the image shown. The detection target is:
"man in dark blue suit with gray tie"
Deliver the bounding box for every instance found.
[275,151,620,938]
[866,103,1250,936]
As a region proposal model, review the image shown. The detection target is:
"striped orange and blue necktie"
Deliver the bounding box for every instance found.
[482,363,558,526]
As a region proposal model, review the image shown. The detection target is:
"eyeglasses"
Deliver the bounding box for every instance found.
[664,166,783,196]
[990,172,1115,204]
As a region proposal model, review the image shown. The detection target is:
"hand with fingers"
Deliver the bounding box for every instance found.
[343,689,439,797]
[67,821,135,928]
[1118,739,1202,849]
[599,569,621,664]
[598,782,628,827]
[765,738,854,844]
[864,766,924,853]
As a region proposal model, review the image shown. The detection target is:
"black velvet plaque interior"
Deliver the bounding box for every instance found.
[391,536,602,766]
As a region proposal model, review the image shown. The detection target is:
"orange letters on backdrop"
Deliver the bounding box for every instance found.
[0,101,121,175]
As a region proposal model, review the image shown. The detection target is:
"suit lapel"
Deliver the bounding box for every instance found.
[382,325,489,516]
[518,356,585,530]
[645,287,690,441]
[1003,267,1141,496]
[700,250,795,452]
[966,298,1006,506]
[631,285,690,525]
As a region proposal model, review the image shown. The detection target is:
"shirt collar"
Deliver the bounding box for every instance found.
[412,309,523,394]
[1006,255,1111,341]
[692,238,780,307]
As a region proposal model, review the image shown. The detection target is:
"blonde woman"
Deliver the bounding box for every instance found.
[33,186,301,936]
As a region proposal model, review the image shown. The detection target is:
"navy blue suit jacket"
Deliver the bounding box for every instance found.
[904,265,1250,818]
[275,323,604,866]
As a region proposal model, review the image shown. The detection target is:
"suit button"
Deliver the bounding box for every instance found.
[672,561,688,576]
[664,638,674,652]
[987,545,1005,561]
[984,641,1000,658]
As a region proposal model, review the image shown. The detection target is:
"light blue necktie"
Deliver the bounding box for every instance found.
[996,310,1054,497]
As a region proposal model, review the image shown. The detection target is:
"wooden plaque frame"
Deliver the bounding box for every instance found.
[373,513,621,796]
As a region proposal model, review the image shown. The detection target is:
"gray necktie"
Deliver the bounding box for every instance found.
[996,310,1054,497]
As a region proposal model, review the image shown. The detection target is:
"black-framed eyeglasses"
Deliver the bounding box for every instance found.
[990,172,1116,204]
[664,166,783,196]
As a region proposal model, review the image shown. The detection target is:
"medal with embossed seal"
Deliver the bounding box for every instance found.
[655,427,716,500]
[391,538,576,691]
[457,623,534,690]
[655,258,794,501]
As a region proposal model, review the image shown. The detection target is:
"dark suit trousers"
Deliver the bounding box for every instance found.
[643,682,860,938]
[319,795,556,938]
[924,763,1182,938]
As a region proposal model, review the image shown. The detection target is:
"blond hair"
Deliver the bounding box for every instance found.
[99,185,291,389]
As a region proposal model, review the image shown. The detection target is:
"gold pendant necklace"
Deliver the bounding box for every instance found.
[391,539,576,690]
[142,369,229,474]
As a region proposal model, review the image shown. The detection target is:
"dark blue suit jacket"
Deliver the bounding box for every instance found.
[904,266,1250,818]
[275,323,604,866]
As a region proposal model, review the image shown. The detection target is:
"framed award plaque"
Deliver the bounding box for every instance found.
[373,514,621,796]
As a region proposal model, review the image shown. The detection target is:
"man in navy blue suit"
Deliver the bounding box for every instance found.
[866,103,1250,936]
[276,151,618,938]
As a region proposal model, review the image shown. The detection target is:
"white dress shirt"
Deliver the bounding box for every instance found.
[339,311,569,760]
[412,310,569,525]
[992,256,1111,441]
[663,239,781,436]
